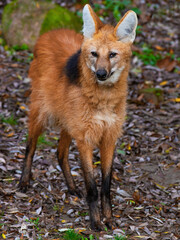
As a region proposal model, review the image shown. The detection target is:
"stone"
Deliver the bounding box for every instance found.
[2,0,82,51]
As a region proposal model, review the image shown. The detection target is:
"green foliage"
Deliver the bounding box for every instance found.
[23,133,53,146]
[37,134,54,147]
[136,25,142,34]
[133,44,162,66]
[60,229,127,240]
[78,211,88,216]
[0,114,17,125]
[0,37,6,46]
[127,199,135,205]
[2,43,32,63]
[114,235,127,240]
[62,230,84,240]
[26,53,34,63]
[94,0,141,22]
[53,204,59,211]
[12,43,29,51]
[26,217,40,231]
[160,202,166,206]
[0,210,4,220]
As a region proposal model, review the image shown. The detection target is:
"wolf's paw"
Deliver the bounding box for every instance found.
[91,220,104,231]
[18,180,30,193]
[68,188,83,198]
[104,218,117,230]
[18,175,31,193]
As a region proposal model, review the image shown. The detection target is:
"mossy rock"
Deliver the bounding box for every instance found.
[2,0,82,51]
[40,6,82,35]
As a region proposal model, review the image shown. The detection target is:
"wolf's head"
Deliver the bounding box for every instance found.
[81,4,138,86]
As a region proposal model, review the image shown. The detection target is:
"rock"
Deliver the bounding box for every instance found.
[2,0,82,51]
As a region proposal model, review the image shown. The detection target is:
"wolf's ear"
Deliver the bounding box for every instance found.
[114,11,138,43]
[82,4,103,38]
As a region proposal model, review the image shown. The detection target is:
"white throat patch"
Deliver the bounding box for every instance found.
[94,111,118,127]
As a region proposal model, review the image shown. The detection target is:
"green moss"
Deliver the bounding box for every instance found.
[40,6,82,35]
[2,0,18,34]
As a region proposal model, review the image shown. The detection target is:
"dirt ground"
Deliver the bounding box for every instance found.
[0,0,180,239]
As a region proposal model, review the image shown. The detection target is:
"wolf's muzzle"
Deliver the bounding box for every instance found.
[96,69,108,81]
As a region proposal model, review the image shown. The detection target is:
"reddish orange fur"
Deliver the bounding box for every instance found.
[19,5,135,230]
[29,27,131,146]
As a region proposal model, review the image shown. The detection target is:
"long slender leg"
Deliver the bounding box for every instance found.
[57,129,81,197]
[19,113,43,192]
[76,140,103,230]
[100,135,116,229]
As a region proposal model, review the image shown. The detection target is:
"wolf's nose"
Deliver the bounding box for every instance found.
[96,69,107,81]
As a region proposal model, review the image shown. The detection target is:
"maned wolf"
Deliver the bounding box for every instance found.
[19,4,138,230]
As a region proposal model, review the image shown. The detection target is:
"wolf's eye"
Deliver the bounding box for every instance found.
[91,51,98,57]
[109,52,117,58]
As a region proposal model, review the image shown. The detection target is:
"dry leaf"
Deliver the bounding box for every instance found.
[155,45,164,51]
[160,81,168,86]
[6,132,14,137]
[157,57,177,72]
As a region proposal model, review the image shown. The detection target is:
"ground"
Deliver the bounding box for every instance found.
[0,0,180,240]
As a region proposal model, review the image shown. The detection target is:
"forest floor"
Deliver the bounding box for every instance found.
[0,0,180,239]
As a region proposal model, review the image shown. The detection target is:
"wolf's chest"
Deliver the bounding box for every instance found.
[82,110,120,145]
[93,111,118,127]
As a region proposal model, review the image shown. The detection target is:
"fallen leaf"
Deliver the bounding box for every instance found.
[2,233,6,239]
[134,236,149,238]
[160,81,168,86]
[36,206,42,215]
[112,172,122,181]
[173,98,180,102]
[157,57,177,72]
[58,228,70,232]
[177,163,180,169]
[15,192,29,198]
[116,149,126,155]
[133,190,143,203]
[154,182,166,190]
[20,105,26,110]
[126,143,131,151]
[117,189,131,198]
[6,132,15,137]
[94,161,101,165]
[16,154,25,159]
[155,45,164,51]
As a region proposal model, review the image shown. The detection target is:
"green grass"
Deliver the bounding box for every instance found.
[0,114,18,125]
[22,133,54,147]
[60,230,127,240]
